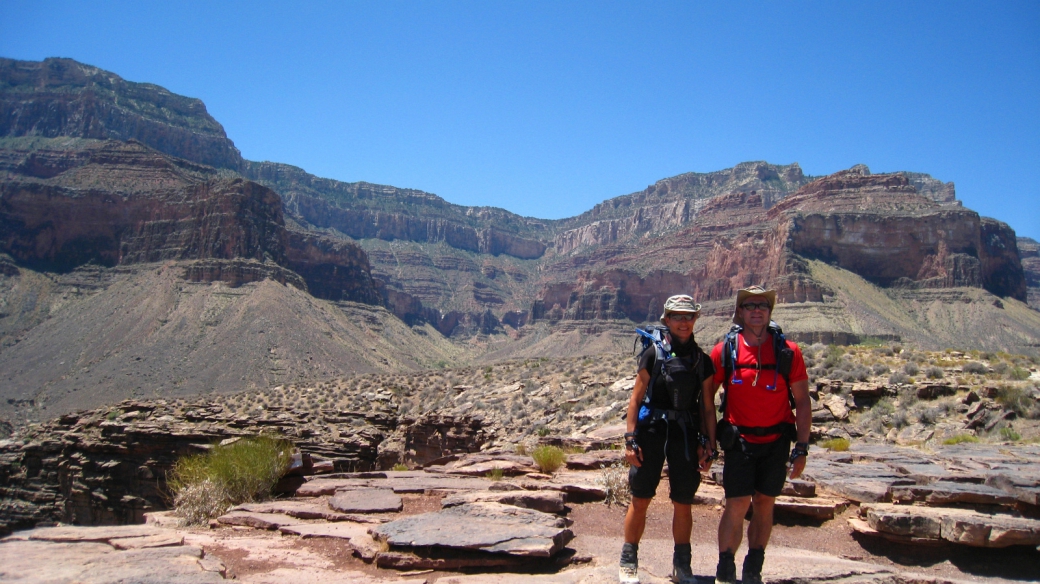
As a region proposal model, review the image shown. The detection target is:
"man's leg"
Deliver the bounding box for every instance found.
[715,495,750,584]
[718,495,750,553]
[747,493,775,548]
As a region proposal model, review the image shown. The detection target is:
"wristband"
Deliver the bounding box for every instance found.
[625,438,639,450]
[795,442,809,452]
[697,434,710,448]
[789,446,808,464]
[624,432,637,438]
[710,449,720,461]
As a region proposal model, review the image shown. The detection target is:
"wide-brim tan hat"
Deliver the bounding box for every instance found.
[660,294,701,322]
[732,285,777,326]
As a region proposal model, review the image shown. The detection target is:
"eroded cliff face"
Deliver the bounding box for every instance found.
[0,139,386,306]
[1019,237,1040,310]
[778,168,1026,300]
[0,58,243,171]
[529,166,1027,332]
[552,162,808,254]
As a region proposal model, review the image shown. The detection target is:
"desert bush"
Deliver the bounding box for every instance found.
[515,443,528,456]
[872,363,891,376]
[531,445,567,473]
[599,461,631,507]
[925,366,945,380]
[888,371,911,385]
[903,362,920,376]
[992,362,1009,376]
[1008,367,1031,381]
[820,437,850,451]
[486,468,505,481]
[995,385,1034,417]
[999,426,1022,442]
[943,434,979,445]
[168,436,293,525]
[392,463,408,471]
[963,362,988,375]
[536,426,550,437]
[891,410,910,429]
[898,385,919,407]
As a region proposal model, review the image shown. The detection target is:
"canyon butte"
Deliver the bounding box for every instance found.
[1,56,1039,426]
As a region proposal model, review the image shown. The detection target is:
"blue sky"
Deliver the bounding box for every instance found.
[2,1,1038,240]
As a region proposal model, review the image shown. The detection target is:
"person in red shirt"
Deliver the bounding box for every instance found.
[702,286,811,584]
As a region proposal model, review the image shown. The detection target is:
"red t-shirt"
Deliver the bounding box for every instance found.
[710,334,808,444]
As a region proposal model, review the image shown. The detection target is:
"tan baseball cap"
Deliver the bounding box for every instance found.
[660,294,701,322]
[732,285,777,325]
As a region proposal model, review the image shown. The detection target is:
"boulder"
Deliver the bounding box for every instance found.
[822,395,849,421]
[215,511,303,530]
[370,502,574,558]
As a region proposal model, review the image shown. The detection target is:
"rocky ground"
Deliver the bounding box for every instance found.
[3,442,1040,583]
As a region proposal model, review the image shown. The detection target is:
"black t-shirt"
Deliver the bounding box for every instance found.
[638,337,715,411]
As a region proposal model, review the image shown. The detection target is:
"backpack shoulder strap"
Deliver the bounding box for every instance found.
[719,325,742,414]
[768,321,796,408]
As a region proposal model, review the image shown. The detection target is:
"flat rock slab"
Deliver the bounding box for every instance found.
[24,524,165,543]
[563,450,624,470]
[331,487,404,513]
[890,481,1019,506]
[863,503,1040,547]
[279,522,383,560]
[215,511,304,530]
[441,460,539,477]
[110,533,186,550]
[232,499,356,521]
[371,501,574,558]
[774,496,849,520]
[0,539,223,584]
[441,489,566,514]
[297,474,491,496]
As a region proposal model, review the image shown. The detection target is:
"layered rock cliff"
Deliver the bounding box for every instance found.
[0,57,243,170]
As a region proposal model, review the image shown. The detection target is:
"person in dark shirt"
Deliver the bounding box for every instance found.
[619,295,715,584]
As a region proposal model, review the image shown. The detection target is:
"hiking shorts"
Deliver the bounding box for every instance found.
[628,422,701,504]
[721,437,790,499]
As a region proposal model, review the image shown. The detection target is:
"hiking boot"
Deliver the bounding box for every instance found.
[715,551,736,584]
[671,543,695,583]
[619,542,639,584]
[742,548,765,584]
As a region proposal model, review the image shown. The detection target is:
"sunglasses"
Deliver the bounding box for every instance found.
[666,313,697,322]
[741,302,771,311]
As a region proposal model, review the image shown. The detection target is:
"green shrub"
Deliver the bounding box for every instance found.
[391,463,408,471]
[999,426,1022,442]
[820,438,850,451]
[168,436,293,525]
[1008,367,1031,381]
[531,445,567,473]
[889,372,911,385]
[515,443,528,456]
[903,362,920,376]
[995,385,1032,417]
[925,366,945,380]
[963,362,987,375]
[943,434,979,445]
[536,426,550,437]
[486,467,505,481]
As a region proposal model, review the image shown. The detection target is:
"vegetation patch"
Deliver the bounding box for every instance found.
[531,445,567,473]
[819,437,850,451]
[168,435,293,525]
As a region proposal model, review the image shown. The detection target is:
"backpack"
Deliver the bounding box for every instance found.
[633,326,702,422]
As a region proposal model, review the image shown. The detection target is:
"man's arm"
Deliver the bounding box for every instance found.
[789,378,811,479]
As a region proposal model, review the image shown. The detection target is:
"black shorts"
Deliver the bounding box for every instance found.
[628,421,701,504]
[721,437,790,498]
